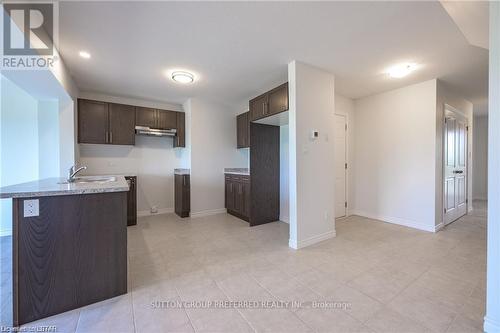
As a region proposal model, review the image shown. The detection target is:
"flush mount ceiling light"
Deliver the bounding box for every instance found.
[386,63,418,78]
[171,71,194,84]
[79,51,91,59]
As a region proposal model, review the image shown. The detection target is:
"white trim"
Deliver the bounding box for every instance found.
[0,229,12,237]
[279,214,290,224]
[137,207,174,217]
[351,210,435,233]
[289,230,336,250]
[334,112,349,220]
[484,316,500,333]
[190,208,227,218]
[435,222,445,232]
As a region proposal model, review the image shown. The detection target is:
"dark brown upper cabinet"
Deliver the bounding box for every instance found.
[78,99,109,144]
[237,112,250,148]
[249,94,268,121]
[109,103,136,145]
[78,98,186,147]
[78,99,135,145]
[136,108,177,130]
[268,82,289,116]
[135,107,157,128]
[174,112,186,148]
[157,110,177,130]
[249,82,288,122]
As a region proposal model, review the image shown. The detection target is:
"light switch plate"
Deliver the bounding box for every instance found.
[24,199,39,217]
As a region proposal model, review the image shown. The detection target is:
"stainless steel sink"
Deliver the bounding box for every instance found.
[58,176,117,184]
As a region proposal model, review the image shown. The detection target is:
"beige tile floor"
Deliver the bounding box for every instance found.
[4,201,487,333]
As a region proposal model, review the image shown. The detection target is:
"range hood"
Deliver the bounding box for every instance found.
[135,126,177,137]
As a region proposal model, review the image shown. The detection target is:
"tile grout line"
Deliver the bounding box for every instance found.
[247,272,317,332]
[213,278,258,333]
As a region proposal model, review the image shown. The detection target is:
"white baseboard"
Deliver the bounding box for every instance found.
[484,316,500,333]
[279,214,289,224]
[190,208,227,218]
[137,207,174,217]
[351,210,435,233]
[0,229,12,237]
[435,222,445,232]
[289,230,336,250]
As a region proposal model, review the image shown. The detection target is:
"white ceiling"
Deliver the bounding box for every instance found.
[58,1,489,114]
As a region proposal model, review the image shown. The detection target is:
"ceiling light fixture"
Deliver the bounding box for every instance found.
[79,51,91,59]
[171,71,194,84]
[387,63,418,78]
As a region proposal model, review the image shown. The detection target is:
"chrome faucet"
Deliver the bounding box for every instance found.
[68,165,87,182]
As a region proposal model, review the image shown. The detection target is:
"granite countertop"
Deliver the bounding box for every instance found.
[174,168,190,175]
[0,176,129,199]
[224,168,250,176]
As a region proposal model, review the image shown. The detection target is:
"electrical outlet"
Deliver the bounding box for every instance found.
[150,206,158,214]
[24,199,39,217]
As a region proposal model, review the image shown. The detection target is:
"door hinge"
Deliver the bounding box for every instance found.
[466,126,469,131]
[444,208,447,213]
[466,198,469,204]
[345,163,348,169]
[345,202,348,208]
[345,124,348,131]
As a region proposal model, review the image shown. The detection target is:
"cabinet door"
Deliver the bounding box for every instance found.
[241,180,250,218]
[225,178,235,211]
[249,94,268,121]
[78,99,109,144]
[233,181,243,214]
[157,110,177,130]
[109,103,135,145]
[135,107,157,128]
[237,112,250,149]
[268,83,288,116]
[125,176,137,226]
[174,112,186,148]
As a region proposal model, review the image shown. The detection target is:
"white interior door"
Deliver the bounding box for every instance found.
[444,109,468,225]
[334,114,347,218]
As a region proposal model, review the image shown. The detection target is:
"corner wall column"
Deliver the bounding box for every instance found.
[485,2,500,332]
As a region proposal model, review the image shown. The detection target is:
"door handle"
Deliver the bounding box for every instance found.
[453,170,464,174]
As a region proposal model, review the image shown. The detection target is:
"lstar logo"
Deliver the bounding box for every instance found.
[3,3,54,56]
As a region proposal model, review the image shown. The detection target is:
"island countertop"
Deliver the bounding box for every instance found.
[224,168,250,176]
[0,175,129,199]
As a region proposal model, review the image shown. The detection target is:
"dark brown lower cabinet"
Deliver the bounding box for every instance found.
[175,174,190,217]
[12,192,127,326]
[125,176,137,226]
[225,174,250,221]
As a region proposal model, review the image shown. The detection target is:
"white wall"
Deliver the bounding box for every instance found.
[335,94,355,214]
[189,97,248,216]
[79,138,187,215]
[0,76,40,235]
[473,115,488,201]
[485,3,500,332]
[352,80,438,232]
[288,61,336,249]
[38,100,61,178]
[77,93,189,216]
[436,80,474,222]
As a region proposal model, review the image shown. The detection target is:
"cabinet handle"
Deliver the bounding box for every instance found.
[262,102,266,115]
[110,131,113,143]
[183,177,186,186]
[230,183,233,192]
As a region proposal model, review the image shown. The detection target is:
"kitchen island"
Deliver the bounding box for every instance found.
[0,176,129,326]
